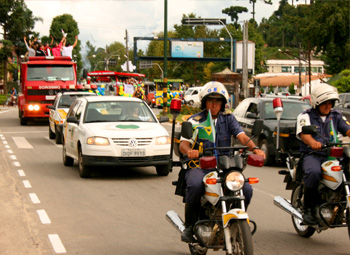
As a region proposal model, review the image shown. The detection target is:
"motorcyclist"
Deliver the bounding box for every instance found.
[179,81,265,242]
[296,83,350,225]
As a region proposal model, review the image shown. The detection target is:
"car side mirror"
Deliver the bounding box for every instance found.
[252,119,263,136]
[159,116,169,123]
[181,121,193,139]
[302,125,318,135]
[246,112,258,119]
[66,116,79,124]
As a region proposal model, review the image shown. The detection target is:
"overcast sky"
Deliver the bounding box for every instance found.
[23,0,287,52]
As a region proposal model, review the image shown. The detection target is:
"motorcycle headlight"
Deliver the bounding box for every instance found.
[225,171,245,191]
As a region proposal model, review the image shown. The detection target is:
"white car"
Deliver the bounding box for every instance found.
[62,96,171,178]
[48,91,96,144]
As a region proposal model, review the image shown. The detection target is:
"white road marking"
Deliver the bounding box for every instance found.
[48,234,67,254]
[29,193,40,204]
[7,149,13,154]
[1,136,5,140]
[5,145,10,149]
[3,140,8,145]
[12,137,33,149]
[9,155,17,160]
[22,180,32,188]
[37,209,51,224]
[13,161,20,167]
[18,170,25,176]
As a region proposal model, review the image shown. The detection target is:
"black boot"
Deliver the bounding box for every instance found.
[302,187,318,225]
[181,203,198,243]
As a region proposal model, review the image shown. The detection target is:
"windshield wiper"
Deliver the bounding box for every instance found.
[55,77,66,82]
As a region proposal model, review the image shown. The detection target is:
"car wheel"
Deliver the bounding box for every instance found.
[49,125,55,139]
[156,165,169,176]
[63,142,74,166]
[259,139,273,166]
[19,111,27,126]
[55,126,62,144]
[78,147,91,178]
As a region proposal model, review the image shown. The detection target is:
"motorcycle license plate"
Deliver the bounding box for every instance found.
[121,149,145,157]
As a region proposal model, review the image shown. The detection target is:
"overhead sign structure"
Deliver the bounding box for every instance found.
[171,41,203,58]
[235,40,256,75]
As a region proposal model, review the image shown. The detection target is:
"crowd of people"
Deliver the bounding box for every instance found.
[23,34,78,60]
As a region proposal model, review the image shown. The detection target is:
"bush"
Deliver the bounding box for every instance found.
[180,105,201,115]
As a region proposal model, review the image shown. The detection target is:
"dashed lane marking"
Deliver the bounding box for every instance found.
[37,209,51,224]
[48,234,67,254]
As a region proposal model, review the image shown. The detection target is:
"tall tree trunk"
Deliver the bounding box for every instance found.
[3,26,8,95]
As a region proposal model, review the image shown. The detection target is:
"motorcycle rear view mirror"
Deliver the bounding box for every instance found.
[181,121,193,139]
[302,125,318,135]
[252,119,263,136]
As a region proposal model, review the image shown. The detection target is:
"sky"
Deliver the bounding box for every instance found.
[24,0,285,53]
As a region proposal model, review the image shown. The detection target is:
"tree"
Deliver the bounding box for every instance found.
[49,14,82,75]
[222,6,248,29]
[333,69,350,93]
[0,0,41,94]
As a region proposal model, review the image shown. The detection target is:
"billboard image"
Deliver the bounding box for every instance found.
[171,41,203,58]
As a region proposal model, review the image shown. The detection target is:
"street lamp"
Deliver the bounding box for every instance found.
[182,18,233,71]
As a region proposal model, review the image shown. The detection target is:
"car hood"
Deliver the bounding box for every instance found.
[83,122,169,138]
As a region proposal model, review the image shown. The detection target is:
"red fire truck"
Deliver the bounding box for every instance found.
[18,56,78,125]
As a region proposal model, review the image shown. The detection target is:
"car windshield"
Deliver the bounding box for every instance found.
[58,94,94,108]
[27,65,74,81]
[84,101,157,123]
[264,101,309,120]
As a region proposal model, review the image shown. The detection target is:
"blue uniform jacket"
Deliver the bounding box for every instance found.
[188,110,244,156]
[300,108,350,155]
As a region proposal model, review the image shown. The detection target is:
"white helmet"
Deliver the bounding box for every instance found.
[199,81,229,111]
[311,83,339,109]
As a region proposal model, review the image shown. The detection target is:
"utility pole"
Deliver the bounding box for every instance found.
[125,29,129,72]
[242,21,249,99]
[105,45,108,70]
[163,0,168,115]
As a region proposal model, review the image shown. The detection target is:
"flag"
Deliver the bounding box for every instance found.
[192,110,216,143]
[329,119,339,143]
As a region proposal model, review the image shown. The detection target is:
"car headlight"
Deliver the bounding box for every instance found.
[87,137,110,145]
[225,171,245,191]
[155,136,171,145]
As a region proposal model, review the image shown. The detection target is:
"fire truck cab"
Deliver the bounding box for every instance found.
[18,56,77,125]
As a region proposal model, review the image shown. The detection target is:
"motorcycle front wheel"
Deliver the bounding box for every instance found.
[228,220,253,255]
[291,185,316,238]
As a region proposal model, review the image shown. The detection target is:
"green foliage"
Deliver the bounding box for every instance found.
[333,69,350,93]
[180,105,201,115]
[289,83,296,94]
[268,85,274,93]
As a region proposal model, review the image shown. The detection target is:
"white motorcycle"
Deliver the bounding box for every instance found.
[274,125,350,238]
[166,119,264,255]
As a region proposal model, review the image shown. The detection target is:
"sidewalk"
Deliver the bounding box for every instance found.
[0,148,40,254]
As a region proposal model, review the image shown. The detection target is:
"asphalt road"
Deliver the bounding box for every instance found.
[0,106,349,255]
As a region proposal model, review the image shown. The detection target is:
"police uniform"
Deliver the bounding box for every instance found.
[297,108,350,188]
[182,110,253,207]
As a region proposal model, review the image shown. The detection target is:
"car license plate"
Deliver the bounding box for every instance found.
[121,149,145,157]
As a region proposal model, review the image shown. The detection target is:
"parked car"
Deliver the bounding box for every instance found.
[334,92,350,122]
[62,96,171,178]
[184,87,202,105]
[48,91,96,144]
[233,97,310,165]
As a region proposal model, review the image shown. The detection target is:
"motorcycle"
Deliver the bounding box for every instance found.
[165,99,264,255]
[273,124,350,238]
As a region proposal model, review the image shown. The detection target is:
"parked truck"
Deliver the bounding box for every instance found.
[18,56,77,125]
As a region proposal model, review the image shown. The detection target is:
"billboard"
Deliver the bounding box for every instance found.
[171,41,203,58]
